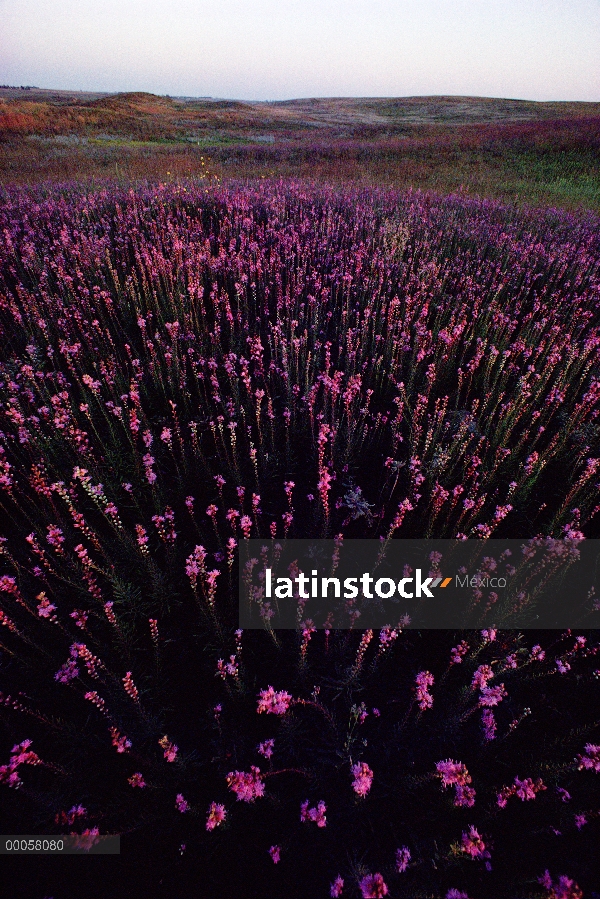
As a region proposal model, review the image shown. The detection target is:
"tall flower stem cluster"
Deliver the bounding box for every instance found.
[0,180,599,896]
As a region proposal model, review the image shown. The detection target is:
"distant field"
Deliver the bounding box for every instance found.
[1,89,599,209]
[2,90,600,898]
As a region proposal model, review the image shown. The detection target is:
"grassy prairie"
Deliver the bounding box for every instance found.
[1,89,599,209]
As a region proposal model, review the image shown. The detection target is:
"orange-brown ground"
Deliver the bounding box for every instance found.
[1,89,599,209]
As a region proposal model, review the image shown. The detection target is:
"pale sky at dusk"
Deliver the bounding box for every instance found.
[1,0,599,102]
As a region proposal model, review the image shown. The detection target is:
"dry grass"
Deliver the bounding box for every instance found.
[1,89,599,209]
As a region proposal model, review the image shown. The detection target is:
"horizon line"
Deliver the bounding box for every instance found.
[2,86,599,105]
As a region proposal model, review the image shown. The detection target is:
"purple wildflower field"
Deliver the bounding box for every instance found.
[1,178,600,897]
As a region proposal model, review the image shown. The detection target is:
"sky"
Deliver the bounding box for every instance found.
[1,0,599,102]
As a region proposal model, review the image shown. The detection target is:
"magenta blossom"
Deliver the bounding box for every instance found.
[514,776,547,801]
[257,739,275,759]
[330,875,344,897]
[71,827,100,852]
[472,664,494,689]
[436,759,471,787]
[395,846,411,872]
[128,772,146,788]
[351,761,373,797]
[576,743,600,772]
[461,825,490,860]
[414,670,434,709]
[206,802,227,831]
[175,793,189,813]
[359,873,388,898]
[256,685,293,716]
[158,736,178,762]
[300,799,327,827]
[226,766,265,802]
[479,684,507,707]
[538,871,583,899]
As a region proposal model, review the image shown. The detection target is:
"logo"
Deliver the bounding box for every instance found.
[264,569,455,600]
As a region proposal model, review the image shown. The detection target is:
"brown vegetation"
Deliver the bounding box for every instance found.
[1,88,599,209]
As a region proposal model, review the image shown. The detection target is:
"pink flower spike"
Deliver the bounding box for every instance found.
[300,799,327,827]
[359,873,388,898]
[537,871,583,898]
[450,640,469,664]
[454,782,476,807]
[482,708,497,740]
[576,742,600,772]
[513,776,546,801]
[158,735,178,762]
[351,761,373,797]
[128,772,146,788]
[313,800,327,827]
[175,793,189,813]
[436,759,471,788]
[69,608,88,628]
[258,739,275,759]
[479,683,507,707]
[70,827,100,852]
[472,664,494,689]
[257,685,292,716]
[109,726,131,753]
[206,802,226,831]
[460,825,490,860]
[269,845,281,864]
[55,804,86,826]
[414,670,434,709]
[122,671,140,702]
[330,875,344,897]
[226,766,265,802]
[395,846,411,872]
